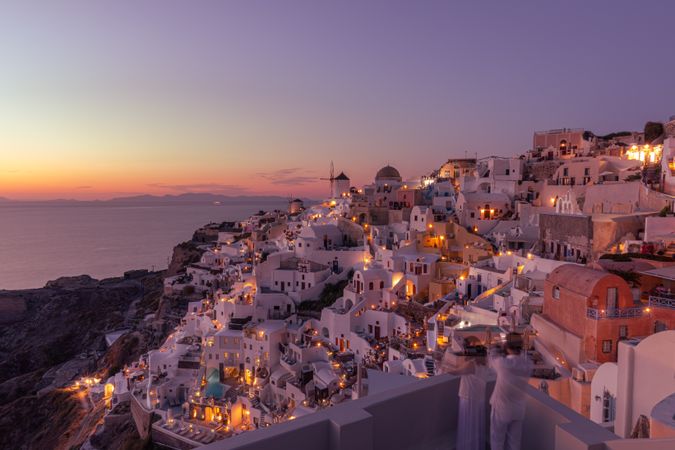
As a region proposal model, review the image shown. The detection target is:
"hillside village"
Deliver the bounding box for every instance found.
[86,120,675,449]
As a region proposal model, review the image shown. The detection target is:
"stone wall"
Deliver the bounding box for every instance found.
[539,213,593,258]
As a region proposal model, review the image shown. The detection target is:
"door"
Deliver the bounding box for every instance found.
[374,326,381,340]
[607,288,617,312]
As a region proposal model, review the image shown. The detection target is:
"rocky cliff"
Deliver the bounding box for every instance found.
[0,239,204,450]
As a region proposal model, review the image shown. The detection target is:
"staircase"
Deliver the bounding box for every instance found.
[424,357,435,377]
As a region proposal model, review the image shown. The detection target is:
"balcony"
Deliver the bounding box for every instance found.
[199,374,632,450]
[586,307,643,320]
[649,294,675,310]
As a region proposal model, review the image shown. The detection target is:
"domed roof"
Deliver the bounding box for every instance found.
[547,264,618,296]
[375,165,402,181]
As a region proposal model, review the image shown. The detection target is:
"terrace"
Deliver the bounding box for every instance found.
[197,373,675,450]
[648,292,675,310]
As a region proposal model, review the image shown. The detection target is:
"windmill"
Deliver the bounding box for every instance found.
[319,161,335,197]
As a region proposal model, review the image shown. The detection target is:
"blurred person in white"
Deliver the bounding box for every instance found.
[488,335,532,450]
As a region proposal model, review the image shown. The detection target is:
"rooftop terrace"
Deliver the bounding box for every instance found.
[197,373,674,450]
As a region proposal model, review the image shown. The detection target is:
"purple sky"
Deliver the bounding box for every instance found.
[1,1,675,198]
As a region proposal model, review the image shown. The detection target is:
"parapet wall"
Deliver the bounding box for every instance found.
[199,373,623,450]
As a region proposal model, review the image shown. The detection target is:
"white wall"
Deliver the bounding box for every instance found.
[589,362,618,424]
[615,331,675,438]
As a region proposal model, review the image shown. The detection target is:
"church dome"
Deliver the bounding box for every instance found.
[375,165,402,181]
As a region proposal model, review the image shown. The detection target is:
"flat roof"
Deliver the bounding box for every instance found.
[639,265,675,281]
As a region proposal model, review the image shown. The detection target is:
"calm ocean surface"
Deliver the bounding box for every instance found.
[0,201,286,290]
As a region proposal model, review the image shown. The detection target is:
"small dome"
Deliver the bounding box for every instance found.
[375,165,402,181]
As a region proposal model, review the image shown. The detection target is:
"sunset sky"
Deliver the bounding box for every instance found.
[2,1,675,200]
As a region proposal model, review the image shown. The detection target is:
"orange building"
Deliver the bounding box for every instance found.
[543,265,651,363]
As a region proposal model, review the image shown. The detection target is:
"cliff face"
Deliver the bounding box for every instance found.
[166,240,202,276]
[0,275,145,388]
[0,272,162,450]
[0,239,204,450]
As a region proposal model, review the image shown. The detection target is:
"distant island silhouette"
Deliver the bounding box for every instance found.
[0,193,318,207]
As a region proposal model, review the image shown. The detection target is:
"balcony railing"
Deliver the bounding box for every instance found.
[649,294,675,310]
[586,307,643,320]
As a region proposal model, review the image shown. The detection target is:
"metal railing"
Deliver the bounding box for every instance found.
[586,307,643,320]
[649,294,675,310]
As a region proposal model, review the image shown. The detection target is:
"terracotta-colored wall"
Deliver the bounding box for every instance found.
[650,307,675,330]
[591,316,650,363]
[543,281,588,338]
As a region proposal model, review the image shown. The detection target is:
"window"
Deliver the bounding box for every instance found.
[563,168,569,176]
[602,340,612,353]
[505,169,510,175]
[619,325,628,339]
[380,281,384,289]
[552,286,560,299]
[602,389,616,423]
[607,287,617,310]
[369,282,374,290]
[584,167,590,176]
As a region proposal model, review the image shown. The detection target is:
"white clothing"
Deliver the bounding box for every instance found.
[488,351,532,450]
[457,369,488,450]
[489,352,532,422]
[490,409,523,450]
